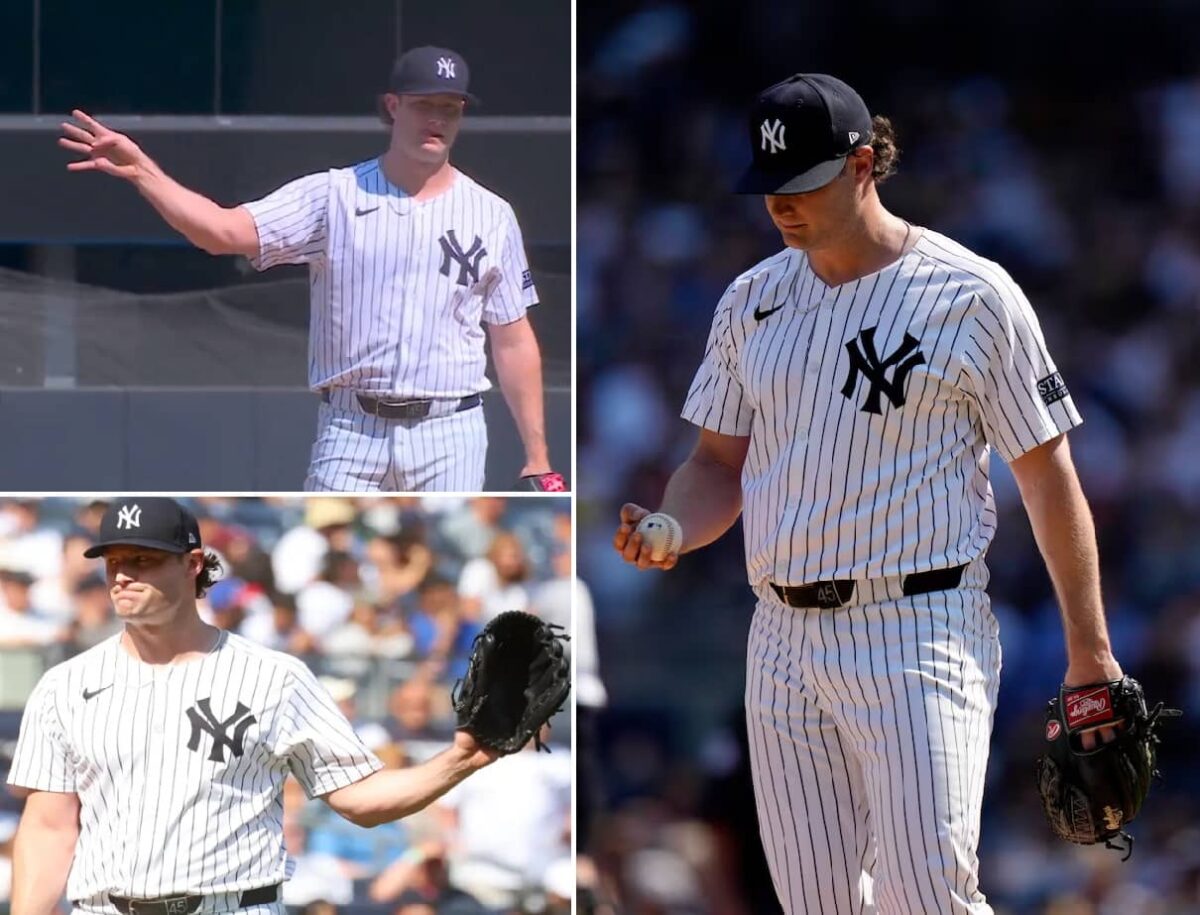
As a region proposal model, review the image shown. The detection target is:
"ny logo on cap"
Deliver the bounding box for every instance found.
[116,504,142,530]
[761,118,786,154]
[436,57,456,79]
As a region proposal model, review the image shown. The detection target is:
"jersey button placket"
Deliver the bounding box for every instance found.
[792,309,820,453]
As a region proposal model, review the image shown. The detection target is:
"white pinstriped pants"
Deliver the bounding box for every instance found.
[746,571,1000,915]
[304,398,487,491]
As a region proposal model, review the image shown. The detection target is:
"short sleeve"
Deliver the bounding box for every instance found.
[7,673,77,793]
[959,284,1082,463]
[681,282,754,436]
[481,207,538,325]
[241,172,331,271]
[275,662,383,798]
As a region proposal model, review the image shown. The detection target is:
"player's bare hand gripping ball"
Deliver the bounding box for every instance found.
[613,503,681,570]
[59,109,149,180]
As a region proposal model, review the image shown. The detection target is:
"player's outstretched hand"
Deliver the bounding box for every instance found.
[58,110,149,180]
[613,502,679,571]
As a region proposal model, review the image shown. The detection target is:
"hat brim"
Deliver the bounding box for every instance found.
[388,87,481,105]
[735,155,847,195]
[83,538,194,559]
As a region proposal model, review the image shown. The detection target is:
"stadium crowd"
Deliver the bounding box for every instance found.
[0,497,573,915]
[577,2,1200,913]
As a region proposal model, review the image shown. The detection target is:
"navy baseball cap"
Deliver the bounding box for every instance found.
[736,74,873,195]
[388,46,480,104]
[84,498,202,558]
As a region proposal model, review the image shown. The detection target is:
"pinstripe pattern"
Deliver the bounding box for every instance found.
[241,159,535,489]
[8,632,382,907]
[746,575,1000,915]
[242,159,535,395]
[682,229,1081,586]
[303,399,487,492]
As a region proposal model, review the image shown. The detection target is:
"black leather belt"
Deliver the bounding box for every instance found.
[770,564,966,609]
[108,884,279,915]
[321,390,482,420]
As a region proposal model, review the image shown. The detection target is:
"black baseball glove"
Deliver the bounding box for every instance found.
[1035,676,1180,858]
[453,611,571,754]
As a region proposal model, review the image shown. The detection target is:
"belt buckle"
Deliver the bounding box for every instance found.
[163,898,191,915]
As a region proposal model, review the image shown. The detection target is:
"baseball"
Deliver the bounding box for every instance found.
[636,513,683,562]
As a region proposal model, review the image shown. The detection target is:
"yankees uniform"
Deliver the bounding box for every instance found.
[681,75,1080,914]
[7,500,383,914]
[241,46,539,492]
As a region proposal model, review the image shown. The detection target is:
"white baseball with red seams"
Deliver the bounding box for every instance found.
[636,513,683,562]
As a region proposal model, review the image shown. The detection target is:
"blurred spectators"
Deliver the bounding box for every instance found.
[579,1,1200,912]
[433,739,573,912]
[458,532,532,624]
[0,496,571,914]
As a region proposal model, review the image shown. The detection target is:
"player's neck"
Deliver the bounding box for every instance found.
[380,150,456,200]
[120,612,222,665]
[805,204,914,288]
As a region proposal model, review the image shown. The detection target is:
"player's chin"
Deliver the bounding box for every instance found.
[777,228,813,249]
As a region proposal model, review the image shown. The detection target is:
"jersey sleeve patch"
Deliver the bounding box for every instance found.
[1037,372,1069,406]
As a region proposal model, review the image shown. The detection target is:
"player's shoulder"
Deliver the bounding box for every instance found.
[913,228,1029,309]
[219,632,321,686]
[451,170,517,214]
[719,248,799,314]
[28,633,121,695]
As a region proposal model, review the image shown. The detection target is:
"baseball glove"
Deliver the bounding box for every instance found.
[519,472,567,492]
[1035,677,1180,858]
[453,611,571,754]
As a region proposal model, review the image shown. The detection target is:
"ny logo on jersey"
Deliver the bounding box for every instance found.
[185,698,256,763]
[761,118,786,154]
[116,504,141,530]
[436,57,456,79]
[438,230,487,287]
[840,326,926,414]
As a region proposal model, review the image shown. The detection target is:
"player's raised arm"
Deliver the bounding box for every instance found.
[11,790,80,915]
[613,427,749,570]
[58,109,259,258]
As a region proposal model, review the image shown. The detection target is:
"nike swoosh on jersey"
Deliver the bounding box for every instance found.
[753,303,785,321]
[355,205,380,216]
[82,685,113,701]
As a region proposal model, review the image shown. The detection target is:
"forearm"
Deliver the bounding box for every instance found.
[492,326,549,468]
[324,745,483,828]
[132,160,241,255]
[659,451,744,553]
[12,822,77,915]
[1018,450,1113,665]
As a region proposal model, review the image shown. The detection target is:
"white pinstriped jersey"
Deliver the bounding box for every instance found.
[7,631,382,903]
[242,160,538,397]
[683,228,1081,587]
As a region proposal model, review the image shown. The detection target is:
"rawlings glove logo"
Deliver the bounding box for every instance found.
[1065,686,1114,729]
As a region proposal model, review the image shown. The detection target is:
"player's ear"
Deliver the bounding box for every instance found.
[851,146,875,183]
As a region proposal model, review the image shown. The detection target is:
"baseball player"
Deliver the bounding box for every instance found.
[56,45,561,493]
[614,74,1124,914]
[7,497,498,915]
